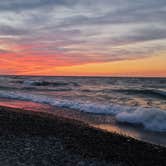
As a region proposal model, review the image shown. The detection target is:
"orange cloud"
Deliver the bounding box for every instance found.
[0,53,71,75]
[55,53,166,77]
[0,50,165,77]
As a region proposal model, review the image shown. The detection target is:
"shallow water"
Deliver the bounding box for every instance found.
[0,76,165,145]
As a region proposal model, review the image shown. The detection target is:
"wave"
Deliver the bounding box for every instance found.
[20,80,79,87]
[114,89,166,99]
[81,88,166,99]
[0,90,165,132]
[22,87,72,91]
[152,89,166,97]
[0,85,72,92]
[0,86,19,90]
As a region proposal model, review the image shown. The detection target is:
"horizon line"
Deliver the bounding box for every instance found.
[0,74,165,78]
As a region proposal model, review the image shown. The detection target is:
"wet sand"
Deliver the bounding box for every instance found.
[0,106,165,166]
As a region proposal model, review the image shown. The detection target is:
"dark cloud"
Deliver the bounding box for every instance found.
[102,27,166,46]
[128,28,166,43]
[0,0,77,11]
[0,48,13,55]
[56,6,166,28]
[0,25,30,36]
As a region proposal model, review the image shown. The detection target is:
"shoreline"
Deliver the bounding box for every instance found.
[0,106,166,165]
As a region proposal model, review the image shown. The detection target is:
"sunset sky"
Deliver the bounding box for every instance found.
[0,0,166,76]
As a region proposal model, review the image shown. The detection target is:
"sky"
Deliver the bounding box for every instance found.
[0,0,166,76]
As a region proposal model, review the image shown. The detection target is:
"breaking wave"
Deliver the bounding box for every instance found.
[0,90,166,132]
[114,89,166,99]
[20,80,79,87]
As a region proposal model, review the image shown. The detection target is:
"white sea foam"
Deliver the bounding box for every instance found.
[0,90,165,132]
[116,107,166,132]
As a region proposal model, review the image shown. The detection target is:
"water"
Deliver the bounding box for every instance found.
[0,76,166,145]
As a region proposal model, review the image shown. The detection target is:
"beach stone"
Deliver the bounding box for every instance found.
[77,161,86,166]
[0,134,115,166]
